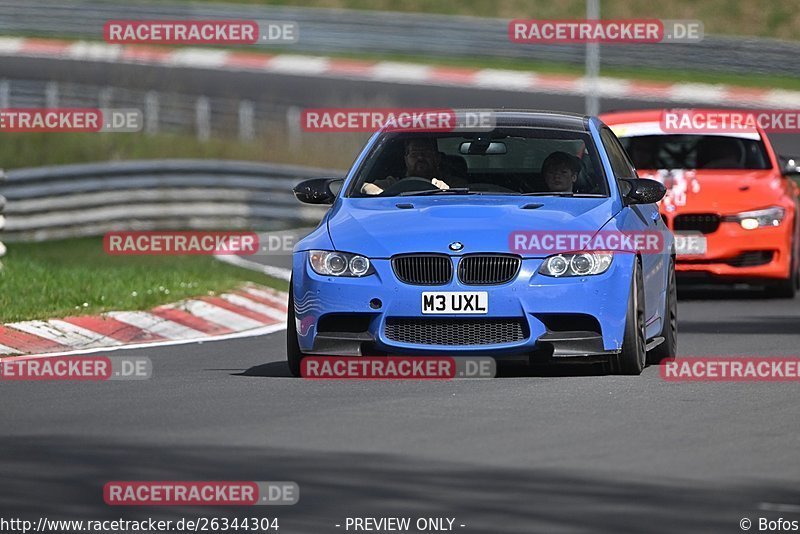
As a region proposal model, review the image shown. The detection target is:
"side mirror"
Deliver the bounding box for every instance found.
[622,178,666,205]
[779,155,800,176]
[292,178,343,205]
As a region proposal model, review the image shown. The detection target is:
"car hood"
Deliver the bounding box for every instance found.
[327,196,616,257]
[637,169,784,214]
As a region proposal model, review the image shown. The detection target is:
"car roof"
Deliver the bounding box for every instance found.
[598,108,764,140]
[377,110,591,133]
[485,110,590,131]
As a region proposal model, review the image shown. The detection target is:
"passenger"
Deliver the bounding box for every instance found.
[542,151,581,193]
[696,137,743,169]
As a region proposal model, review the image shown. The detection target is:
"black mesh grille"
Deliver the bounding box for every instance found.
[674,214,721,234]
[392,255,452,285]
[679,251,775,267]
[385,318,527,346]
[458,255,521,285]
[725,251,774,267]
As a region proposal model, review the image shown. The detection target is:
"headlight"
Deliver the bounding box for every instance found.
[539,252,613,277]
[309,250,372,277]
[724,206,785,229]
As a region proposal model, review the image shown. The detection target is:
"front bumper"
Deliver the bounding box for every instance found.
[291,252,636,359]
[673,220,792,281]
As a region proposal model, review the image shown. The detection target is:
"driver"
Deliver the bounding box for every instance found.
[542,151,581,193]
[361,138,464,195]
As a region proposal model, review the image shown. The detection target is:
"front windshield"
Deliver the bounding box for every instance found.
[348,129,609,197]
[618,134,771,170]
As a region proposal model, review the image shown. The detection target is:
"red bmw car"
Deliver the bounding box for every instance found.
[601,109,800,297]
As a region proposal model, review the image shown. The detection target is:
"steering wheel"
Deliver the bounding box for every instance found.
[379,177,438,196]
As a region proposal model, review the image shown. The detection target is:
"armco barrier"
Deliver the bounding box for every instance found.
[0,160,334,243]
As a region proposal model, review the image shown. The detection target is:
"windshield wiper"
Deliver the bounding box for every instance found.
[399,188,472,196]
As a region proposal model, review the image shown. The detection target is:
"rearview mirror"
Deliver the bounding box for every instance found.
[622,178,666,205]
[292,178,343,205]
[459,141,507,155]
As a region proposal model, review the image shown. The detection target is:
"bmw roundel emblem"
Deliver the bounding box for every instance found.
[449,241,464,251]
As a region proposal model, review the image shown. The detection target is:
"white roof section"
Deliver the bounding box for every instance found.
[609,121,760,140]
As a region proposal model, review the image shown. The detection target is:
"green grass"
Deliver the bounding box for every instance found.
[0,132,273,169]
[0,131,365,170]
[0,238,288,323]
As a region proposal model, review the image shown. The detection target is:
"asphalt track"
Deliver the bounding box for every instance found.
[1,57,800,532]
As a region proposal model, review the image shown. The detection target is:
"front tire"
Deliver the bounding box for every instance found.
[286,282,305,377]
[615,259,646,375]
[647,259,677,365]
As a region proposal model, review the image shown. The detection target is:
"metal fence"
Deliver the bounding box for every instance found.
[0,160,332,243]
[0,78,306,142]
[1,0,799,76]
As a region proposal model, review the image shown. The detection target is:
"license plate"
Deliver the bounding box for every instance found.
[675,233,707,256]
[422,292,488,314]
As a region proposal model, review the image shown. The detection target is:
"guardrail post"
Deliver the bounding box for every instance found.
[286,106,302,149]
[45,81,59,108]
[238,100,255,142]
[584,0,600,116]
[196,96,211,142]
[98,86,113,109]
[0,80,9,109]
[0,168,6,261]
[145,91,159,135]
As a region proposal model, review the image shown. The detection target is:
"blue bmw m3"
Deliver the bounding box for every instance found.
[288,110,675,376]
